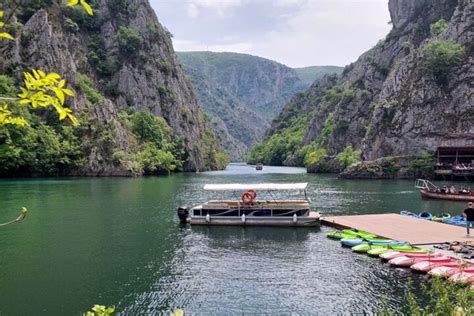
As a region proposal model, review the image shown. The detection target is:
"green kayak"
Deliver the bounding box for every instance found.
[352,243,414,253]
[432,213,451,222]
[326,229,377,240]
[366,246,427,257]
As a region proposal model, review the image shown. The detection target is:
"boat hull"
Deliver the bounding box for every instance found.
[420,189,474,202]
[188,211,320,227]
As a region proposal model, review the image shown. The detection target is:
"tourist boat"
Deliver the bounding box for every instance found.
[415,179,474,202]
[256,163,263,170]
[177,183,320,226]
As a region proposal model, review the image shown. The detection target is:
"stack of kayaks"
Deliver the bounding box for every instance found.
[326,228,474,289]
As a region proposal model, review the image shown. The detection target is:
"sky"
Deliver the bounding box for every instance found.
[150,0,392,68]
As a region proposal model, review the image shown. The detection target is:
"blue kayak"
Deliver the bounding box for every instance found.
[340,238,407,248]
[400,211,432,220]
[442,215,466,226]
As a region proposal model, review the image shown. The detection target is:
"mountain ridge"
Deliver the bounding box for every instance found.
[177,51,343,160]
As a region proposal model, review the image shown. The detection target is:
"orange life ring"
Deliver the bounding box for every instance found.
[241,190,255,205]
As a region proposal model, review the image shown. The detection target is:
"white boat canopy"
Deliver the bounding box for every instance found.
[203,183,308,191]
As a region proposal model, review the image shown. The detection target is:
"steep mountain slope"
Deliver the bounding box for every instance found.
[249,0,473,173]
[294,66,343,87]
[0,0,227,175]
[177,51,341,160]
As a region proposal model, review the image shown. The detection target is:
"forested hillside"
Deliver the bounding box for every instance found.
[177,51,342,160]
[249,0,473,177]
[294,66,343,87]
[0,0,228,176]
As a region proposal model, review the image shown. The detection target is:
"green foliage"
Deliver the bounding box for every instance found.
[0,110,84,176]
[63,3,102,32]
[84,304,115,316]
[411,152,434,174]
[119,111,185,174]
[324,85,356,104]
[336,146,361,169]
[16,0,54,23]
[377,277,474,315]
[247,117,307,166]
[422,40,465,85]
[0,75,17,96]
[321,112,334,140]
[294,66,343,86]
[430,19,448,36]
[134,143,178,174]
[118,26,142,57]
[159,61,173,75]
[303,148,327,167]
[75,73,104,104]
[87,36,119,77]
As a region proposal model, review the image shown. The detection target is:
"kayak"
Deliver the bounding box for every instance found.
[410,260,460,272]
[326,229,377,240]
[429,266,474,277]
[380,250,435,261]
[368,247,426,257]
[432,213,451,222]
[450,272,474,283]
[352,243,414,254]
[400,211,433,220]
[442,215,467,227]
[389,255,452,267]
[340,238,405,248]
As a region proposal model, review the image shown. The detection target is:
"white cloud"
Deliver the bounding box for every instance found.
[186,0,244,18]
[152,0,391,67]
[174,39,254,54]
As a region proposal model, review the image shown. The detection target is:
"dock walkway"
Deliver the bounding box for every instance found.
[322,213,471,245]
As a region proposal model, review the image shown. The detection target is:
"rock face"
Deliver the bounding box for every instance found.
[0,0,225,174]
[255,0,473,172]
[177,51,342,160]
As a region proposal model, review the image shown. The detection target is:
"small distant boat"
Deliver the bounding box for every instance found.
[415,179,474,202]
[256,163,263,170]
[177,183,320,226]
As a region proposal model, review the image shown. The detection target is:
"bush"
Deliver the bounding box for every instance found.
[0,75,17,96]
[247,117,308,166]
[0,112,84,176]
[324,85,356,104]
[430,19,448,36]
[377,277,473,315]
[423,40,465,85]
[75,74,104,104]
[336,146,361,169]
[304,148,327,167]
[119,110,186,174]
[118,26,142,57]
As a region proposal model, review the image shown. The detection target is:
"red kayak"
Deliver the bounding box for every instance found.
[450,271,474,283]
[430,266,474,277]
[410,260,460,272]
[389,255,452,267]
[380,251,440,261]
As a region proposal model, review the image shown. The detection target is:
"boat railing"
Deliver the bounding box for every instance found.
[415,179,438,191]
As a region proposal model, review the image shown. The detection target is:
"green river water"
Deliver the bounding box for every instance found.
[0,163,467,315]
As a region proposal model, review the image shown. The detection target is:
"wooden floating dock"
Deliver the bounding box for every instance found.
[322,213,471,245]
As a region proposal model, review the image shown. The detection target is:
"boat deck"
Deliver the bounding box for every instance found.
[322,213,471,245]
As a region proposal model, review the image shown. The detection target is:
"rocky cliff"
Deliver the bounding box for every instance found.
[250,0,473,172]
[177,51,342,160]
[0,0,226,175]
